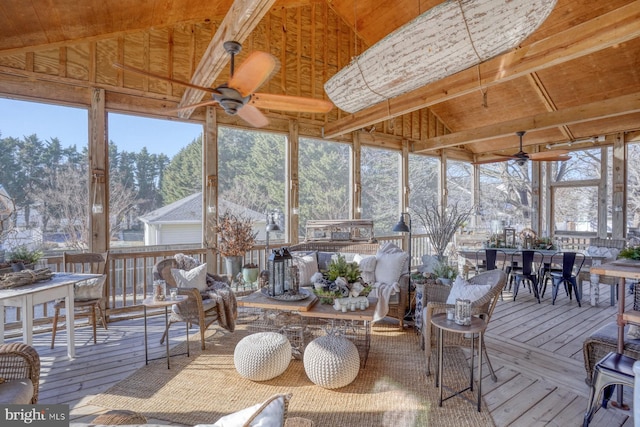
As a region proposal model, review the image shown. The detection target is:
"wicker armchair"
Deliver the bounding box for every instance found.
[421,269,507,381]
[153,259,229,350]
[0,343,40,404]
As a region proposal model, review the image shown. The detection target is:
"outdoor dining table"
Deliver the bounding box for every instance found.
[0,272,102,359]
[458,249,610,305]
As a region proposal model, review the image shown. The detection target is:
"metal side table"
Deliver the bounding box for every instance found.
[143,295,189,369]
[431,313,487,412]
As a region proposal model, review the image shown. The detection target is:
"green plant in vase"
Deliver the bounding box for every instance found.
[325,254,361,283]
[618,246,640,260]
[433,261,458,285]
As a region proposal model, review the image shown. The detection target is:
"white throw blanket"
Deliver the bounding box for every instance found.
[370,281,400,322]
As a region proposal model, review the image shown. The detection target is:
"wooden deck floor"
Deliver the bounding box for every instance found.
[11,281,636,426]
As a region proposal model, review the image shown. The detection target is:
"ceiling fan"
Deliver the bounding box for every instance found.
[474,131,571,165]
[113,41,333,128]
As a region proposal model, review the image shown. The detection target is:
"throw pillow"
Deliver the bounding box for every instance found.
[446,275,491,305]
[317,252,335,271]
[171,264,208,292]
[378,242,409,274]
[628,324,640,340]
[197,393,291,427]
[374,250,408,286]
[354,254,377,285]
[74,276,106,301]
[292,253,319,286]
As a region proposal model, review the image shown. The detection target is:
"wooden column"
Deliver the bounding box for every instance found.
[597,145,609,238]
[351,132,362,219]
[471,163,480,229]
[612,133,626,238]
[400,140,410,212]
[531,161,541,235]
[439,151,447,211]
[545,162,552,237]
[287,120,300,244]
[204,107,218,273]
[89,88,108,253]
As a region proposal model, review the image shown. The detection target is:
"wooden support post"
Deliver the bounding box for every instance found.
[89,88,108,253]
[204,107,218,273]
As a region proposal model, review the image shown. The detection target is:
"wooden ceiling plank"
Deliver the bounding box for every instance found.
[412,92,640,153]
[323,1,640,139]
[177,0,277,118]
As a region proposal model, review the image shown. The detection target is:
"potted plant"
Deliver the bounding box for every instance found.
[7,245,43,272]
[213,211,258,279]
[242,262,260,285]
[415,202,473,262]
[618,246,640,260]
[432,261,458,285]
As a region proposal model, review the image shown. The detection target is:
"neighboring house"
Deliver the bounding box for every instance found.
[138,192,267,246]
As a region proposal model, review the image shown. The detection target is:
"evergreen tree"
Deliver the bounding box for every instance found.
[161,137,201,204]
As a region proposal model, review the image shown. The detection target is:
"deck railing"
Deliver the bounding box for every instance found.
[8,232,597,334]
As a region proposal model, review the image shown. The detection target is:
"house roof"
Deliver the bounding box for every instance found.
[0,0,638,159]
[138,193,264,225]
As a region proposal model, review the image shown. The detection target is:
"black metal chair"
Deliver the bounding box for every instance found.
[541,251,585,306]
[474,248,507,274]
[509,250,544,303]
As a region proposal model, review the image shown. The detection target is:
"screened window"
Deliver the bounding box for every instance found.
[361,146,400,236]
[217,126,286,241]
[299,138,350,239]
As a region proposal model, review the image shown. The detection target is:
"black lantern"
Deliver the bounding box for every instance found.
[268,247,292,296]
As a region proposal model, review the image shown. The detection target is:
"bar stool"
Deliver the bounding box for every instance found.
[583,351,636,426]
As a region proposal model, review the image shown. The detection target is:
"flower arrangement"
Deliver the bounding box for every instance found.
[213,211,258,257]
[312,255,371,304]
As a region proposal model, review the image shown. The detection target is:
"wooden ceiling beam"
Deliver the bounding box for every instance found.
[323,1,640,139]
[177,0,277,118]
[526,72,575,142]
[412,92,640,153]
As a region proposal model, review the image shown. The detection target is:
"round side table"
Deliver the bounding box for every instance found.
[430,313,487,412]
[143,295,188,369]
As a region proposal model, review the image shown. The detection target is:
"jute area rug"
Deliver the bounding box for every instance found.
[90,315,495,427]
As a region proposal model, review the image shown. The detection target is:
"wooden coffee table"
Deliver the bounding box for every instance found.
[238,289,377,366]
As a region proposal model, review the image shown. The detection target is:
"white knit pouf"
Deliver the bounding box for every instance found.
[303,334,360,389]
[234,332,292,381]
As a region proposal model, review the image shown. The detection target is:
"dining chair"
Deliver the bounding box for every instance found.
[474,248,507,275]
[541,251,586,306]
[509,250,544,303]
[51,251,109,349]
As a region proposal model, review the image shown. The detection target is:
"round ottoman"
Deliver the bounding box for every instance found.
[303,334,360,389]
[234,332,292,381]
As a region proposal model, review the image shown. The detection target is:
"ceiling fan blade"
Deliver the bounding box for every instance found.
[528,149,569,160]
[237,104,269,128]
[250,93,333,113]
[228,51,277,97]
[113,63,220,94]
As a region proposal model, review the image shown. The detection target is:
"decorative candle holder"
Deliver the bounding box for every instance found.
[153,280,167,301]
[454,298,471,326]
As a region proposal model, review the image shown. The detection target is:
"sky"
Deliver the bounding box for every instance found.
[0,98,203,158]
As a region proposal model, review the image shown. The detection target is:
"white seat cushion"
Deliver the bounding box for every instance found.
[0,379,33,404]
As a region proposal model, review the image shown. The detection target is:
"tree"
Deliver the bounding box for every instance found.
[161,138,201,204]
